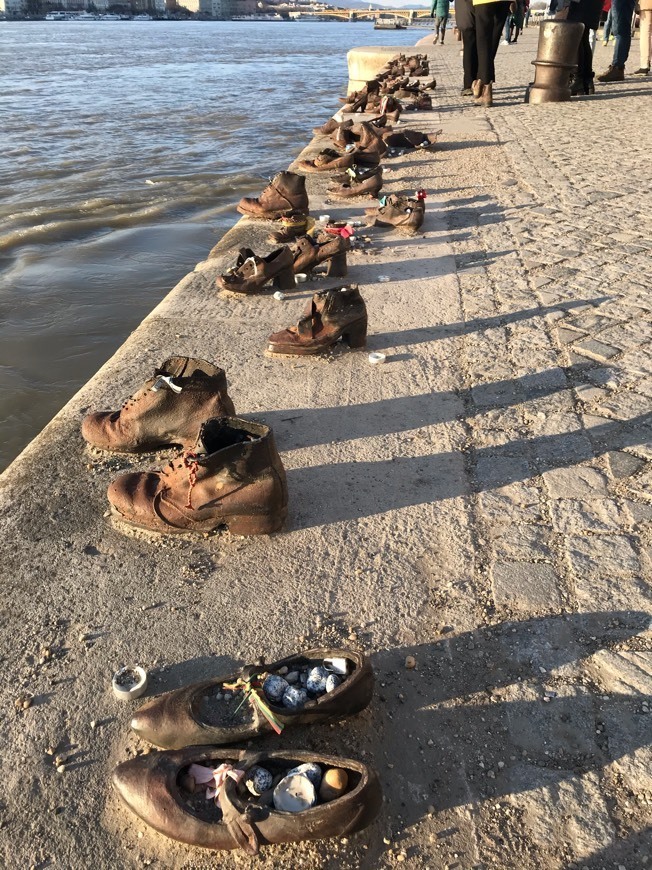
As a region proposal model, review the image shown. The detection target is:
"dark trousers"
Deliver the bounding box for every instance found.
[475,1,511,84]
[456,0,478,87]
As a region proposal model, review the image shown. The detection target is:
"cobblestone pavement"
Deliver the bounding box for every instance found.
[1,29,651,870]
[401,28,652,870]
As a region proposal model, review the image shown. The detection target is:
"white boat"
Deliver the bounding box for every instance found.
[374,14,407,30]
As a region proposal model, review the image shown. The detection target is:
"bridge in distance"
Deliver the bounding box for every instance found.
[259,5,435,20]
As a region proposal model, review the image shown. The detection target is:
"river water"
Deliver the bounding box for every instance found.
[0,20,414,470]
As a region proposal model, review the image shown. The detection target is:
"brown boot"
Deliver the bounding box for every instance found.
[476,82,493,106]
[216,246,295,295]
[328,169,383,199]
[312,117,342,135]
[237,172,308,220]
[107,417,288,536]
[289,233,350,277]
[471,79,483,97]
[296,149,355,173]
[596,64,625,82]
[266,286,367,356]
[365,193,426,235]
[81,357,235,453]
[113,747,382,855]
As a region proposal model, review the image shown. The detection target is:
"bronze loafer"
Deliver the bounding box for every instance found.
[130,648,373,749]
[113,746,382,855]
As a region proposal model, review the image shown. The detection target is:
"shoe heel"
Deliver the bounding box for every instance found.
[274,268,296,291]
[325,252,348,278]
[342,318,367,349]
[226,509,287,536]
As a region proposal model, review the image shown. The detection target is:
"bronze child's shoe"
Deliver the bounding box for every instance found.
[236,171,308,219]
[267,285,367,356]
[327,168,383,199]
[296,149,355,173]
[216,246,295,294]
[365,192,426,235]
[267,212,310,244]
[107,417,288,536]
[130,648,373,748]
[289,232,350,278]
[81,357,235,453]
[112,747,382,855]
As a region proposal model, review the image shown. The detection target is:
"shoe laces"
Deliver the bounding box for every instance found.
[162,450,200,509]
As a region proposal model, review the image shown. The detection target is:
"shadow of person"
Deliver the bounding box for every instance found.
[262,363,594,452]
[284,411,651,530]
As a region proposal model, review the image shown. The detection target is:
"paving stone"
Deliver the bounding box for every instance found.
[490,523,553,561]
[589,650,652,696]
[492,561,561,611]
[605,450,646,480]
[571,338,621,361]
[476,456,531,489]
[550,500,630,534]
[543,467,609,500]
[567,534,640,578]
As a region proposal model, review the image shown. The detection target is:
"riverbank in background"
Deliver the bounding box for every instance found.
[0,20,412,471]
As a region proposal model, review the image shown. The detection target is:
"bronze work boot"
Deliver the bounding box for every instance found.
[266,286,367,356]
[216,246,295,294]
[289,233,350,277]
[81,357,235,453]
[107,417,288,536]
[296,149,355,173]
[113,747,382,855]
[237,172,309,219]
[365,192,426,235]
[327,169,383,199]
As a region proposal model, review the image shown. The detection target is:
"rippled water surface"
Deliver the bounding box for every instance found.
[0,20,413,470]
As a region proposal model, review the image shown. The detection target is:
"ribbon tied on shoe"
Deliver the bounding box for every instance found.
[151,375,183,394]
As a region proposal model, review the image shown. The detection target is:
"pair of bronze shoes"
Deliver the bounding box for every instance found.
[216,234,350,294]
[328,167,383,200]
[365,192,427,235]
[114,649,381,854]
[81,358,288,536]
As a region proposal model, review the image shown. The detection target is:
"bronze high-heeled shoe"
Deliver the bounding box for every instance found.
[289,233,350,277]
[216,247,296,294]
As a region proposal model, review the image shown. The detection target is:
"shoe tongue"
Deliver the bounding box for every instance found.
[197,419,252,455]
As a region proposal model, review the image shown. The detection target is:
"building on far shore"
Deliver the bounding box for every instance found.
[198,0,256,17]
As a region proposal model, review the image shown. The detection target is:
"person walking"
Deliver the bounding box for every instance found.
[431,0,451,43]
[556,0,603,92]
[602,1,613,43]
[635,0,652,73]
[456,0,478,93]
[597,0,637,79]
[472,0,512,105]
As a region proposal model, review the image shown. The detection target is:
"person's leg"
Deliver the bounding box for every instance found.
[639,9,652,70]
[611,0,636,67]
[502,14,511,42]
[491,2,512,62]
[462,26,479,87]
[603,8,612,43]
[440,15,448,42]
[476,2,497,82]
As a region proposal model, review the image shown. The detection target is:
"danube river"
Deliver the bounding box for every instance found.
[0,20,414,470]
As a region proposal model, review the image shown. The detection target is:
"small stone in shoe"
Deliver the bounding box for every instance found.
[81,357,235,453]
[216,246,296,295]
[129,648,373,748]
[112,747,382,854]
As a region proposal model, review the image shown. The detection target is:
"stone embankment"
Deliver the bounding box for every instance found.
[1,30,651,869]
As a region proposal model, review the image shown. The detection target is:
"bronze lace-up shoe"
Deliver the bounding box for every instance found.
[81,357,235,453]
[296,148,355,173]
[112,747,382,855]
[130,648,373,748]
[107,417,288,536]
[266,285,367,356]
[327,168,383,199]
[365,193,426,234]
[236,171,309,219]
[216,246,295,294]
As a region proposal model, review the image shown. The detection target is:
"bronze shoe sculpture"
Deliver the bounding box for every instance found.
[216,246,295,294]
[267,285,367,356]
[267,212,310,243]
[107,417,288,536]
[327,168,382,199]
[236,171,308,219]
[296,148,355,173]
[81,357,235,453]
[365,192,426,235]
[130,648,373,748]
[289,233,349,278]
[112,747,382,855]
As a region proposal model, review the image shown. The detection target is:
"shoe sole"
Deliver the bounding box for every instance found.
[109,505,287,537]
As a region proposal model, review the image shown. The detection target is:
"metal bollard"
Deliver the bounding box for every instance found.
[527,19,585,104]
